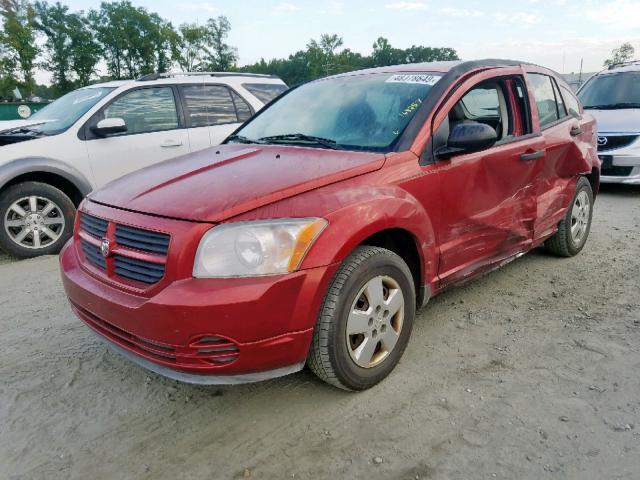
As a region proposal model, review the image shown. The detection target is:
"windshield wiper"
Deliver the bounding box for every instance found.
[258,133,344,150]
[226,134,263,144]
[584,102,640,110]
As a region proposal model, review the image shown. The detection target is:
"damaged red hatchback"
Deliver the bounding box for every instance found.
[60,60,599,390]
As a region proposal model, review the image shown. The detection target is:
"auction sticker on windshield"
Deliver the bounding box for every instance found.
[386,74,441,85]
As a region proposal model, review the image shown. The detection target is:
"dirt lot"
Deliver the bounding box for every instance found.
[1,185,639,480]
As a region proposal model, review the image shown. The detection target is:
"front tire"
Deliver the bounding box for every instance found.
[0,182,76,259]
[545,176,593,257]
[308,246,416,391]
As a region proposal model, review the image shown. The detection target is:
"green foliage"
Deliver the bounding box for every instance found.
[0,1,459,99]
[172,23,208,72]
[603,42,635,68]
[0,0,38,96]
[242,35,460,86]
[202,16,238,71]
[88,1,177,79]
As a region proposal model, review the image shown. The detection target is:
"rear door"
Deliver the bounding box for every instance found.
[525,72,587,242]
[179,84,253,150]
[433,73,543,286]
[85,86,189,187]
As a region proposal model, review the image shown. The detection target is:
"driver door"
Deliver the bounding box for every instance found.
[85,86,190,187]
[434,75,545,286]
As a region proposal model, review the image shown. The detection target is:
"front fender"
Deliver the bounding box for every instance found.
[301,186,438,287]
[0,156,93,195]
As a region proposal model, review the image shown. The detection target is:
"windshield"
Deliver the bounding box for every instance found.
[578,72,640,109]
[230,72,442,152]
[28,86,115,134]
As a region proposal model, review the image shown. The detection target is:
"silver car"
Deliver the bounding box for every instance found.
[578,61,640,184]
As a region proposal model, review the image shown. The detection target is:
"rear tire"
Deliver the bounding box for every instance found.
[545,176,593,257]
[308,246,416,391]
[0,181,76,259]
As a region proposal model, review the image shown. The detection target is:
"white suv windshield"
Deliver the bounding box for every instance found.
[578,71,640,109]
[230,73,442,152]
[29,87,115,134]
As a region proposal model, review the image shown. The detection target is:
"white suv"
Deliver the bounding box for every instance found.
[0,72,287,258]
[577,61,640,184]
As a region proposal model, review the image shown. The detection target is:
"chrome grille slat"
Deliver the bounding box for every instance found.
[115,224,170,255]
[114,255,165,284]
[80,238,106,270]
[79,213,108,238]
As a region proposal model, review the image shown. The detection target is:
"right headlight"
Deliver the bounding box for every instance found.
[193,218,328,278]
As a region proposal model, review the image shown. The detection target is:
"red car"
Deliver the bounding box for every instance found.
[60,60,599,390]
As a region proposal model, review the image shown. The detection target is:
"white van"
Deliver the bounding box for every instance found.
[0,72,287,258]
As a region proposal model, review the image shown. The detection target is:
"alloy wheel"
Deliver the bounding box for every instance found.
[346,275,405,368]
[4,196,66,250]
[570,190,590,245]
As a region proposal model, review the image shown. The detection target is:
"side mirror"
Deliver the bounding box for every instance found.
[91,117,127,137]
[437,121,498,158]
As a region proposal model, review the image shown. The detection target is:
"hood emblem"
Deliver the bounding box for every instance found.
[597,136,608,146]
[101,238,111,258]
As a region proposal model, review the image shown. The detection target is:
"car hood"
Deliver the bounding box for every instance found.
[0,119,50,134]
[588,108,640,134]
[89,144,386,222]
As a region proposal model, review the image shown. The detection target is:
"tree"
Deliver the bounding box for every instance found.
[203,16,237,71]
[0,0,38,96]
[172,23,208,72]
[241,34,460,85]
[604,42,635,68]
[67,12,101,87]
[33,1,73,93]
[89,1,178,79]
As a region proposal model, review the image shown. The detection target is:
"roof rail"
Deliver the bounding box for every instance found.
[136,71,279,81]
[607,59,640,70]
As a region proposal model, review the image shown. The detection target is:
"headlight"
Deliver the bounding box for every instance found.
[193,218,328,278]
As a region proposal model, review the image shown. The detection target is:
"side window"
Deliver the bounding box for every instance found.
[242,83,288,103]
[560,85,581,118]
[447,78,530,142]
[231,91,252,122]
[181,85,238,127]
[460,88,500,117]
[551,78,568,118]
[527,73,561,128]
[102,87,179,135]
[205,86,237,126]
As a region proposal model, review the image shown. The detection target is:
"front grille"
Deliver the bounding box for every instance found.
[114,255,165,284]
[78,212,170,286]
[598,135,639,152]
[80,213,108,238]
[602,165,634,177]
[115,224,170,255]
[80,238,106,270]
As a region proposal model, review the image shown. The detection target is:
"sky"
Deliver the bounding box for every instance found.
[42,0,640,82]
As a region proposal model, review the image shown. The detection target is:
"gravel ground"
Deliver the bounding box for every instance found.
[1,184,639,480]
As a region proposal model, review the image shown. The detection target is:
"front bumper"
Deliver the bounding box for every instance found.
[599,154,640,184]
[60,240,337,383]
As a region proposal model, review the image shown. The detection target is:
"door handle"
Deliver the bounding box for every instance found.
[570,125,582,137]
[161,139,183,148]
[520,149,545,161]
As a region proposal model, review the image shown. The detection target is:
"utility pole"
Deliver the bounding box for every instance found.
[578,58,583,88]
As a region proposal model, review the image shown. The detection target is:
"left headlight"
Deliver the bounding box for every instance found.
[193,218,328,278]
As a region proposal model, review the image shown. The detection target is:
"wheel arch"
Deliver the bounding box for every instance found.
[584,167,600,197]
[301,194,438,307]
[0,157,93,206]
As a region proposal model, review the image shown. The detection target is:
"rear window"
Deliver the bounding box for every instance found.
[242,83,288,104]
